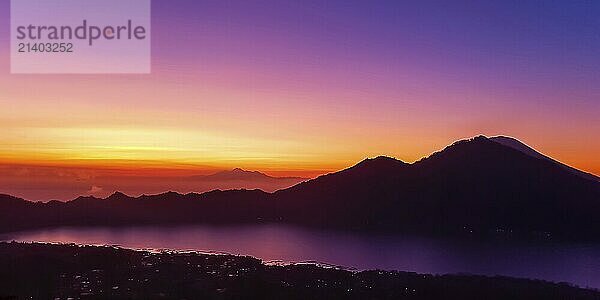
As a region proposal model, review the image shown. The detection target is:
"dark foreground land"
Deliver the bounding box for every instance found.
[0,243,598,300]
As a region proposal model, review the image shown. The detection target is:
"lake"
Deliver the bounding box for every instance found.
[2,225,599,289]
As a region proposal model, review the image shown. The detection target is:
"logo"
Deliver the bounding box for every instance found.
[11,0,151,74]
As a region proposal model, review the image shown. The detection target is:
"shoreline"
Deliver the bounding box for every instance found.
[1,242,598,299]
[4,224,600,291]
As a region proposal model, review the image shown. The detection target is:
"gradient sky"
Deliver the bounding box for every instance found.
[0,0,599,200]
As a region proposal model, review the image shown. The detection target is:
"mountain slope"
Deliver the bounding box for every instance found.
[490,136,599,182]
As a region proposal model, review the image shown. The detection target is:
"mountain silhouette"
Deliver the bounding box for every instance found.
[1,136,599,241]
[173,168,308,195]
[190,168,306,182]
[274,136,600,236]
[489,136,599,182]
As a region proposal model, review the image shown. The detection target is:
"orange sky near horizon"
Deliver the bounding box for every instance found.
[1,64,598,176]
[0,58,599,188]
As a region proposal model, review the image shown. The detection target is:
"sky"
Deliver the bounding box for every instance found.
[0,0,599,200]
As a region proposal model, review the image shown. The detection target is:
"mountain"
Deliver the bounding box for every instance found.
[1,136,599,241]
[273,136,600,236]
[190,168,306,183]
[176,168,308,194]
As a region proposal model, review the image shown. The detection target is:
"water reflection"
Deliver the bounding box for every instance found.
[3,224,600,289]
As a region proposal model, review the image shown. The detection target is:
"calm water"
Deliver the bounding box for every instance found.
[3,225,600,289]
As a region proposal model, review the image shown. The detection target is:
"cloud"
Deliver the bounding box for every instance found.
[88,185,104,195]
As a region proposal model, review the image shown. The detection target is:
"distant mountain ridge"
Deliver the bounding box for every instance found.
[174,168,308,195]
[191,168,306,181]
[1,135,599,241]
